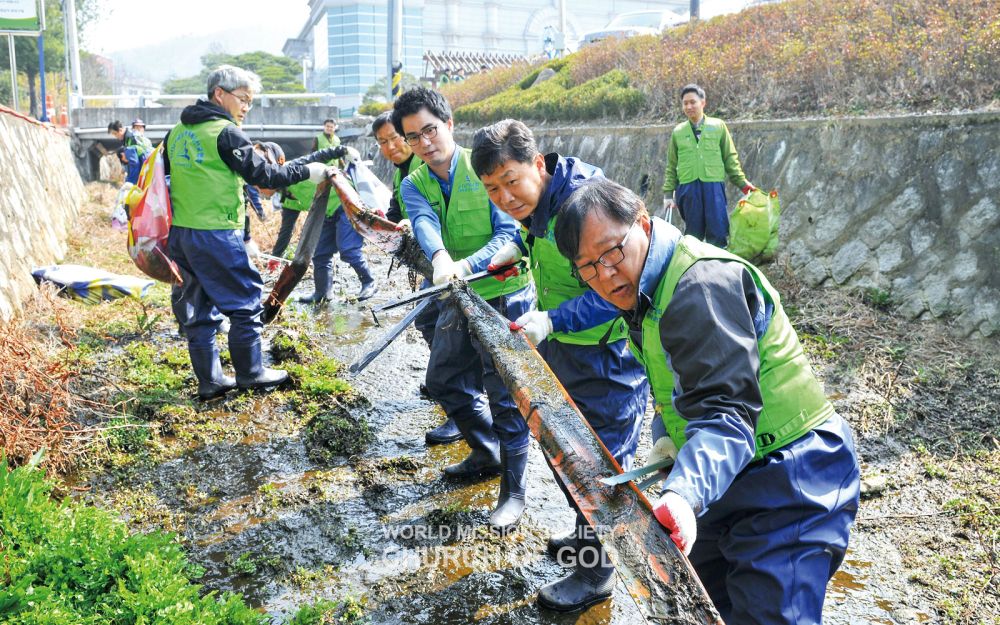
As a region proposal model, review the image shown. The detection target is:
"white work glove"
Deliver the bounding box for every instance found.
[306,162,329,184]
[431,251,470,286]
[342,146,361,164]
[396,218,411,231]
[647,436,679,468]
[652,491,696,556]
[510,310,553,344]
[244,240,261,259]
[488,242,524,281]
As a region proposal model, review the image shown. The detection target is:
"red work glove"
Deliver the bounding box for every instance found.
[652,491,697,556]
[741,183,756,195]
[487,263,521,281]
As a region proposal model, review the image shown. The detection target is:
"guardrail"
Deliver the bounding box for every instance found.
[77,93,338,108]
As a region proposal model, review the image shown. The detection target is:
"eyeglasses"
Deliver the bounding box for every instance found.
[223,88,253,110]
[572,223,636,282]
[404,124,438,146]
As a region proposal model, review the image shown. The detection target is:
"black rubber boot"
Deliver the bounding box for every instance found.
[230,339,289,392]
[490,446,528,532]
[442,411,500,478]
[547,511,587,562]
[354,265,378,301]
[188,345,236,401]
[536,565,615,612]
[425,417,463,445]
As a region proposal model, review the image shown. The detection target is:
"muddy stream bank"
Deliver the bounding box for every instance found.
[75,247,977,625]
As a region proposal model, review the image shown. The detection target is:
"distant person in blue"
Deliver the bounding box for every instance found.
[554,178,860,625]
[393,87,535,529]
[162,65,330,401]
[108,119,145,184]
[472,119,650,612]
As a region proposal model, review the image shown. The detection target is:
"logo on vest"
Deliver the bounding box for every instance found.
[456,173,480,194]
[172,129,205,166]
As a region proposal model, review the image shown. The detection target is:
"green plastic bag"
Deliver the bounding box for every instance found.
[728,188,780,262]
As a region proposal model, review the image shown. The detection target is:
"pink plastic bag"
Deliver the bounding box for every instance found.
[126,144,183,284]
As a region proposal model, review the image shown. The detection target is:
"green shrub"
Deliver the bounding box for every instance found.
[358,101,391,116]
[0,458,265,625]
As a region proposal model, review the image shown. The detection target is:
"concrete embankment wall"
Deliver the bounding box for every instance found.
[431,113,999,338]
[0,106,86,320]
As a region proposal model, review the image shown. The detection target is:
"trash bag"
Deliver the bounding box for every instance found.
[125,144,183,284]
[728,188,780,263]
[110,182,132,232]
[347,161,391,216]
[32,264,154,304]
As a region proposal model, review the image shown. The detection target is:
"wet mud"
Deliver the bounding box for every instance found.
[76,248,955,624]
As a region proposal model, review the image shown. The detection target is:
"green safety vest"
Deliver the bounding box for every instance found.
[392,155,422,220]
[408,148,531,300]
[282,177,349,217]
[316,131,341,165]
[167,118,244,230]
[671,116,730,186]
[525,217,627,345]
[633,235,834,460]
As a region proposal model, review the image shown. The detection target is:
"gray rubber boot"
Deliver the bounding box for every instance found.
[442,410,500,479]
[299,261,332,303]
[537,533,616,612]
[230,339,288,392]
[188,345,236,401]
[354,265,378,301]
[489,445,528,532]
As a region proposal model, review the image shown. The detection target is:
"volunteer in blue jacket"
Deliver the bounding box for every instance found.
[554,178,860,625]
[164,65,330,401]
[471,120,649,611]
[393,88,535,527]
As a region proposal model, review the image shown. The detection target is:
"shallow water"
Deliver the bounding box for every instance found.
[83,255,924,624]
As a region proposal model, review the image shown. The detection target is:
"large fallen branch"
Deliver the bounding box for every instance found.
[333,171,722,623]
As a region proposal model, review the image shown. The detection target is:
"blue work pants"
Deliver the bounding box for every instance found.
[425,285,535,452]
[676,180,729,247]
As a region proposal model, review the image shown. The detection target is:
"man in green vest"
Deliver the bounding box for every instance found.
[371,111,449,430]
[554,178,860,624]
[662,83,755,247]
[163,64,329,401]
[393,87,535,528]
[313,118,340,153]
[472,119,649,611]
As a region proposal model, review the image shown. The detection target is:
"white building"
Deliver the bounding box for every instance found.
[286,0,690,111]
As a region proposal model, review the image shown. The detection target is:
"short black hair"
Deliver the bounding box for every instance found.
[554,179,646,261]
[264,141,285,162]
[391,86,452,135]
[323,118,337,125]
[470,119,539,178]
[680,83,705,100]
[107,120,123,133]
[371,111,394,136]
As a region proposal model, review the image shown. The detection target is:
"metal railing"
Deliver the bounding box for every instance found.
[77,93,338,108]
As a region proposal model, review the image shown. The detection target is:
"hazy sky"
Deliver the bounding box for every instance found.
[85,0,749,54]
[85,0,310,54]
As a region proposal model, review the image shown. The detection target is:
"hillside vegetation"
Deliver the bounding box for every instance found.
[444,0,1000,122]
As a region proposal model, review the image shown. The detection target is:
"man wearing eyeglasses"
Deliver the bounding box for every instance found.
[471,119,649,611]
[553,178,860,625]
[163,64,330,401]
[392,88,535,529]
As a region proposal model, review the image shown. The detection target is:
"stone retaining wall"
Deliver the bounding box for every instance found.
[454,113,999,337]
[0,106,85,320]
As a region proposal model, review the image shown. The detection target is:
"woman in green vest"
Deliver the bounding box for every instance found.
[554,178,860,625]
